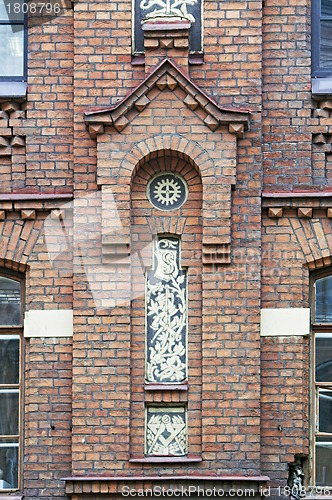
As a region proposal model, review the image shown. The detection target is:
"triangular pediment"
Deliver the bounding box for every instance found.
[84,58,250,138]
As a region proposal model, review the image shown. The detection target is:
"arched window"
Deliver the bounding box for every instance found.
[0,271,23,491]
[312,271,332,486]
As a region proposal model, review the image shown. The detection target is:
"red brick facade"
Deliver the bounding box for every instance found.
[0,0,331,498]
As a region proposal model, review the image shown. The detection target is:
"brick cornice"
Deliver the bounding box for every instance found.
[262,190,332,209]
[0,193,73,212]
[0,193,73,201]
[84,58,251,136]
[263,190,332,198]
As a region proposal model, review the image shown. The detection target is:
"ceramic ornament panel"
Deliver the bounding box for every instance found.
[147,173,188,211]
[133,0,203,53]
[140,0,198,23]
[146,237,187,383]
[145,406,187,456]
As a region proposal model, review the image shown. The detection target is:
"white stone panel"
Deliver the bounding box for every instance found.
[260,308,310,337]
[24,309,73,338]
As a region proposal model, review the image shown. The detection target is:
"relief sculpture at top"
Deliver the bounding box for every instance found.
[140,0,198,22]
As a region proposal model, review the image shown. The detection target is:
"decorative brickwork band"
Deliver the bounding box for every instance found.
[84,59,250,137]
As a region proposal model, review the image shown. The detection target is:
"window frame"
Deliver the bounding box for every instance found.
[0,269,24,492]
[312,0,332,78]
[0,1,27,82]
[311,268,332,487]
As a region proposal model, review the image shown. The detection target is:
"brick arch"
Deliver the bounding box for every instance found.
[0,258,28,274]
[0,218,44,273]
[289,217,332,270]
[0,214,73,309]
[130,154,203,262]
[119,134,214,186]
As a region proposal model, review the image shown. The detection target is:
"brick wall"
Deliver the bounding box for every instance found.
[24,337,72,498]
[1,0,331,497]
[26,10,74,192]
[262,0,312,190]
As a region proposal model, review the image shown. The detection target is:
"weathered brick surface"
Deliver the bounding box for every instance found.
[261,336,310,486]
[261,208,332,485]
[2,0,332,497]
[25,11,74,192]
[262,0,312,190]
[24,337,72,499]
[0,207,73,500]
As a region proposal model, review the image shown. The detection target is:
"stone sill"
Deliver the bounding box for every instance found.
[262,190,332,210]
[312,77,332,97]
[144,383,188,391]
[0,496,23,500]
[0,193,73,201]
[263,190,332,198]
[129,455,201,463]
[0,82,27,99]
[142,19,191,32]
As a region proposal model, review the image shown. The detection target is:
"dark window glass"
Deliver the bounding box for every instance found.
[0,277,21,326]
[0,443,18,489]
[0,337,19,385]
[315,276,332,323]
[0,0,25,80]
[312,0,332,76]
[0,392,19,436]
[319,389,332,433]
[0,273,22,491]
[316,437,332,486]
[322,0,332,17]
[320,21,332,68]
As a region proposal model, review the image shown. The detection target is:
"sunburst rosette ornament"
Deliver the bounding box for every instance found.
[147,173,188,211]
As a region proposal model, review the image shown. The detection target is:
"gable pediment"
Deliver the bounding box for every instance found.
[84,58,251,138]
